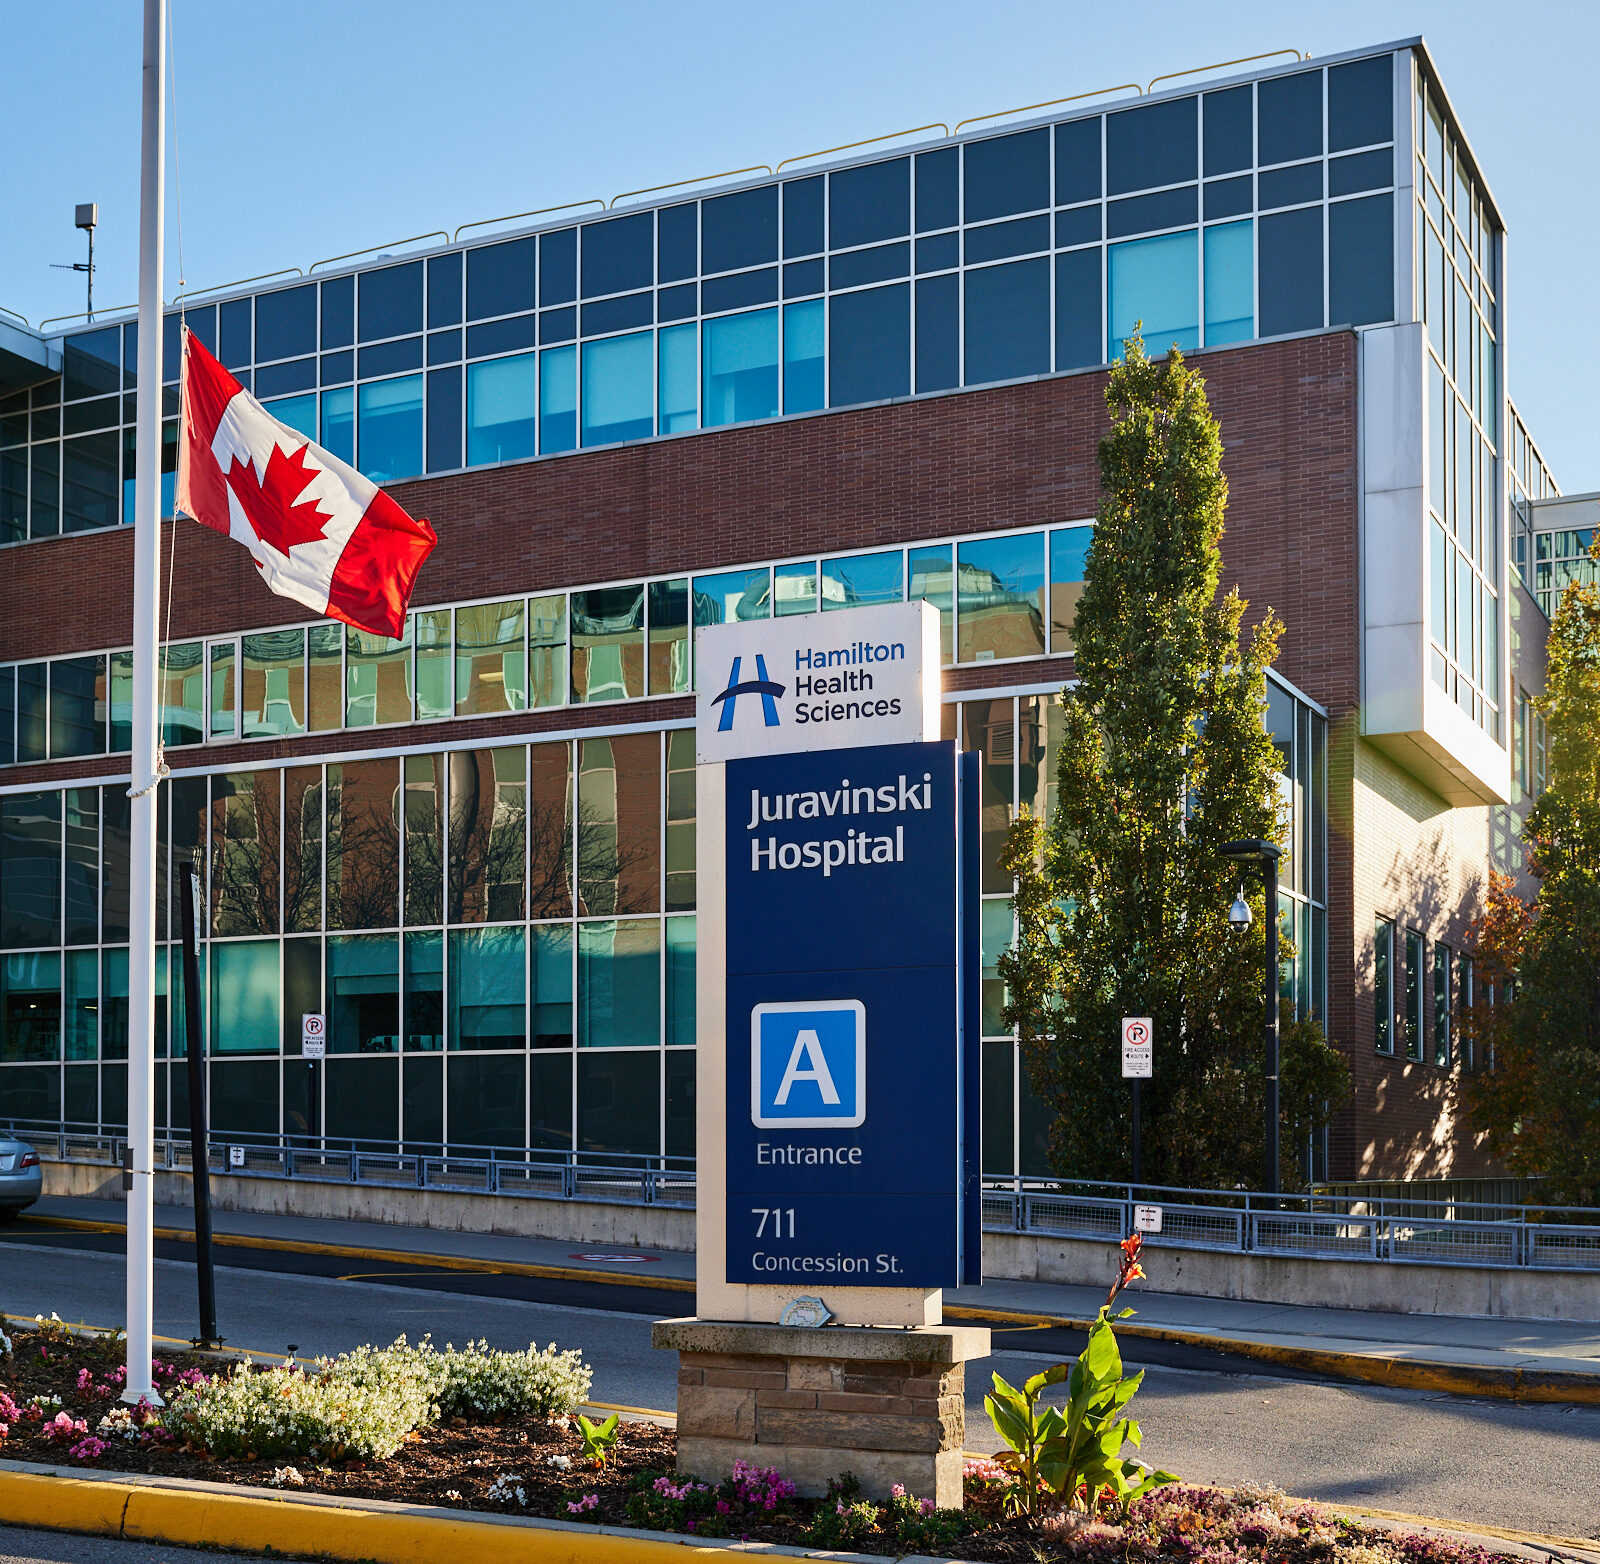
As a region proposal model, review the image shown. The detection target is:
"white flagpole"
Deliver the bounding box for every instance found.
[124,0,167,1407]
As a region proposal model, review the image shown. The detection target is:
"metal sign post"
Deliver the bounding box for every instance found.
[1121,1017,1152,1186]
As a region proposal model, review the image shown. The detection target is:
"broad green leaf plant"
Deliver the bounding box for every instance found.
[578,1410,620,1467]
[984,1233,1177,1517]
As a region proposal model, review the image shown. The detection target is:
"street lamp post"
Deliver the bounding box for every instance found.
[1221,838,1283,1197]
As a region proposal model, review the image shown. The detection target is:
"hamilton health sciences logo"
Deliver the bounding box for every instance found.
[712,654,786,732]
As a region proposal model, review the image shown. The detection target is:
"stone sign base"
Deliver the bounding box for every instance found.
[652,1317,990,1509]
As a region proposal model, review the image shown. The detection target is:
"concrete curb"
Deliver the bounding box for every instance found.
[0,1459,958,1562]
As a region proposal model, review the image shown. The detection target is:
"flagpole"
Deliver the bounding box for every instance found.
[124,0,167,1407]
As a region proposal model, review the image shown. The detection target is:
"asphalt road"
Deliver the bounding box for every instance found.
[1,1229,1597,1544]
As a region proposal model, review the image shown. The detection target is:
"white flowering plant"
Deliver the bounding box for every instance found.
[434,1340,592,1422]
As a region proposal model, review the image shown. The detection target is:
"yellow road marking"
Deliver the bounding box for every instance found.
[336,1269,504,1282]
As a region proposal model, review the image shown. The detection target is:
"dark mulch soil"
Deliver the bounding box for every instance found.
[0,1326,1525,1564]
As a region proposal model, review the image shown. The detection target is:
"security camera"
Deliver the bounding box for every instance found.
[1228,894,1253,931]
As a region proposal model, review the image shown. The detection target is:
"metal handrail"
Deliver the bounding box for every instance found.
[0,304,31,328]
[309,233,451,273]
[954,84,1142,137]
[454,201,605,242]
[776,125,950,174]
[1147,50,1306,96]
[610,167,773,210]
[38,305,137,331]
[170,268,304,304]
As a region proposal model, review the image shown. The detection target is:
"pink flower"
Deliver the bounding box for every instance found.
[565,1493,599,1515]
[69,1436,107,1461]
[892,1483,907,1498]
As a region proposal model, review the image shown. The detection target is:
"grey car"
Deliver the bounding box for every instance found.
[0,1133,42,1219]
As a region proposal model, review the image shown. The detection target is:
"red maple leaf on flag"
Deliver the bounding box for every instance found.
[224,441,332,557]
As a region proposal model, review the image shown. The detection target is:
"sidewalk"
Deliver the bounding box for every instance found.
[25,1193,1600,1384]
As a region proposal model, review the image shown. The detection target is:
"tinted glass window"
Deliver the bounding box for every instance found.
[1203,86,1253,176]
[1055,206,1101,246]
[702,186,778,273]
[359,262,423,341]
[1329,149,1391,197]
[63,328,121,401]
[321,349,354,385]
[1054,117,1102,205]
[829,158,909,249]
[701,269,778,314]
[1259,206,1324,335]
[540,306,575,344]
[1259,70,1322,164]
[255,359,316,397]
[465,315,536,358]
[783,259,824,296]
[1258,162,1322,210]
[166,305,213,377]
[1329,55,1393,152]
[915,147,958,231]
[1055,248,1101,370]
[782,299,824,413]
[1106,187,1196,238]
[320,275,354,349]
[964,128,1050,222]
[428,252,463,327]
[426,365,461,471]
[582,213,654,297]
[829,283,909,406]
[540,229,577,306]
[965,257,1049,385]
[782,178,823,257]
[1108,231,1198,359]
[659,281,698,320]
[965,216,1049,264]
[1204,176,1252,221]
[469,236,537,320]
[1330,193,1393,326]
[218,301,251,370]
[1107,98,1197,195]
[658,203,698,282]
[580,292,653,336]
[829,242,909,290]
[258,285,316,361]
[1204,221,1253,344]
[703,309,778,426]
[915,273,958,393]
[358,338,423,378]
[915,233,959,272]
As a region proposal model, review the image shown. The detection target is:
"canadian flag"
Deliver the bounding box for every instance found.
[176,332,436,639]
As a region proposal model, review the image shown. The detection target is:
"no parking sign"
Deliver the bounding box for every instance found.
[301,1012,326,1060]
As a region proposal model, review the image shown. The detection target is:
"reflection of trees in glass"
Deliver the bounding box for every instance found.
[577,734,659,916]
[282,767,324,933]
[209,773,280,936]
[326,759,400,932]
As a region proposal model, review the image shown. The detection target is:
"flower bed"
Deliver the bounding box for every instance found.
[0,1320,1525,1563]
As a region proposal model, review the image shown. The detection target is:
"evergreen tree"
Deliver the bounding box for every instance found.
[999,337,1348,1188]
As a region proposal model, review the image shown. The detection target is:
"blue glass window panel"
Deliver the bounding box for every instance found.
[581,292,653,336]
[1258,162,1322,211]
[63,396,117,436]
[581,331,654,447]
[822,550,902,610]
[1055,248,1102,371]
[359,262,423,342]
[428,328,463,364]
[530,924,573,1049]
[956,532,1046,662]
[782,259,824,297]
[321,386,354,465]
[62,434,118,535]
[50,657,101,756]
[964,128,1049,223]
[540,306,576,344]
[774,560,818,616]
[916,147,959,232]
[320,350,353,385]
[659,322,698,433]
[16,668,48,765]
[702,186,778,274]
[908,543,953,661]
[1055,206,1100,247]
[782,299,824,413]
[915,273,958,394]
[1329,55,1392,153]
[1050,523,1093,652]
[30,443,58,536]
[1203,86,1253,176]
[782,177,824,257]
[539,345,576,452]
[468,236,536,320]
[1330,194,1394,327]
[582,213,653,298]
[1107,98,1197,195]
[357,375,423,481]
[658,282,698,321]
[0,668,12,765]
[1204,221,1254,346]
[218,301,251,371]
[702,309,779,427]
[255,358,316,397]
[165,306,213,379]
[658,203,698,283]
[694,567,770,625]
[427,251,462,327]
[1258,207,1324,336]
[426,365,462,472]
[1108,230,1198,360]
[256,285,316,362]
[702,269,778,314]
[965,258,1049,385]
[965,215,1049,264]
[915,233,958,273]
[540,229,577,306]
[467,315,537,358]
[577,919,660,1048]
[829,157,909,249]
[829,242,909,290]
[1329,149,1391,198]
[1259,70,1322,165]
[0,451,23,544]
[1054,117,1102,205]
[358,337,423,378]
[828,283,909,407]
[1204,176,1253,221]
[320,275,354,349]
[211,940,279,1055]
[450,925,526,1050]
[1107,187,1197,239]
[264,393,317,440]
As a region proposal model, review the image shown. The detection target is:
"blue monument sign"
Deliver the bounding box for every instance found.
[724,739,964,1286]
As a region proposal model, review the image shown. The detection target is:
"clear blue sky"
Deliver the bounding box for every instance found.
[3,0,1595,488]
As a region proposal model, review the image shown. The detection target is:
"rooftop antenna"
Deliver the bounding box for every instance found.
[50,204,99,322]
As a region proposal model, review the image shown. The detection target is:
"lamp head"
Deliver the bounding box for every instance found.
[1228,891,1253,931]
